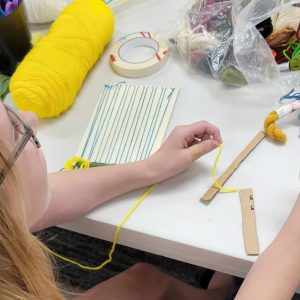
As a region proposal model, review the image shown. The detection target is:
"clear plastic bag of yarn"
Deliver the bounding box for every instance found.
[168,0,232,76]
[169,0,300,87]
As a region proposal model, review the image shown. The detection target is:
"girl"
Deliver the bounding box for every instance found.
[4,102,299,300]
[0,102,238,299]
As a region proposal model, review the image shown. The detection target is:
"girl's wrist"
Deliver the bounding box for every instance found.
[141,155,162,184]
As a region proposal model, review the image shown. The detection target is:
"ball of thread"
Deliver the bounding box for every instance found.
[272,5,300,32]
[264,111,286,143]
[24,0,73,24]
[10,0,114,118]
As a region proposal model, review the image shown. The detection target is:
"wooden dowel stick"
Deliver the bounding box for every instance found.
[201,131,266,201]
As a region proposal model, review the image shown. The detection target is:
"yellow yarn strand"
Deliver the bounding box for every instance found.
[64,157,90,170]
[212,144,239,193]
[264,111,287,143]
[10,0,114,118]
[47,144,237,268]
[46,184,156,271]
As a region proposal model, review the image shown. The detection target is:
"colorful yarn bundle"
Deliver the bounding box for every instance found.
[173,2,300,86]
[271,39,300,70]
[257,5,300,73]
[261,5,300,72]
[173,0,231,77]
[265,27,300,72]
[10,0,114,118]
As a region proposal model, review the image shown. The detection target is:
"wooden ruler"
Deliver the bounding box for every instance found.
[201,131,266,201]
[239,189,259,255]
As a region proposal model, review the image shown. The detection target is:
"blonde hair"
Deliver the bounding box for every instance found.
[0,139,65,300]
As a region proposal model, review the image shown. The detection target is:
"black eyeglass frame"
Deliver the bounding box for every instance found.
[0,105,41,184]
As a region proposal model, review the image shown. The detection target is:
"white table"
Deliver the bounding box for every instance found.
[16,0,300,279]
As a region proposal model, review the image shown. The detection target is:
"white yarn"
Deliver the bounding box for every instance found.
[24,0,74,24]
[272,5,300,32]
[176,19,221,59]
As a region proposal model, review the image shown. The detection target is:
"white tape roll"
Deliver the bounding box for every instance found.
[109,32,169,78]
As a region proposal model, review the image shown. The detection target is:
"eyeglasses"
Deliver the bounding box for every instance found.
[0,105,41,184]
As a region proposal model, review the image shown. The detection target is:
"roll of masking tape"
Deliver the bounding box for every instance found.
[109,32,168,77]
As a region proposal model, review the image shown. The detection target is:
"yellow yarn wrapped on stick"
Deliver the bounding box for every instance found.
[10,0,114,118]
[264,111,287,143]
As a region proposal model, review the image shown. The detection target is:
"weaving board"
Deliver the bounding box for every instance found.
[77,83,179,164]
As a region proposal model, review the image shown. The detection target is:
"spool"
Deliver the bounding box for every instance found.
[109,32,168,78]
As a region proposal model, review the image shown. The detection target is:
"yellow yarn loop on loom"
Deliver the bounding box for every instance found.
[10,0,114,118]
[264,111,287,143]
[64,156,90,170]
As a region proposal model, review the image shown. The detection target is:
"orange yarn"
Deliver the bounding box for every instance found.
[264,111,287,143]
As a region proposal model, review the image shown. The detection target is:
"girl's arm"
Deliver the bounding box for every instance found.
[31,121,221,231]
[236,193,300,300]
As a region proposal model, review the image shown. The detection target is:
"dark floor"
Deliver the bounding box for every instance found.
[37,227,300,299]
[37,227,201,290]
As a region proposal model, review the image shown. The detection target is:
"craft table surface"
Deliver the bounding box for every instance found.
[15,0,299,279]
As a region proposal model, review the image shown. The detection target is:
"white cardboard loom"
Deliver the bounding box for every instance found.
[77,83,179,164]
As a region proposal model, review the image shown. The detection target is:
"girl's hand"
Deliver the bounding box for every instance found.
[147,121,222,182]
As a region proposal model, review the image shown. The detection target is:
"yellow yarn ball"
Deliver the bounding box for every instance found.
[10,0,114,118]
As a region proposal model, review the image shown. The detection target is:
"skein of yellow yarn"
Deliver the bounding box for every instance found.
[264,111,287,143]
[264,100,300,143]
[10,0,114,118]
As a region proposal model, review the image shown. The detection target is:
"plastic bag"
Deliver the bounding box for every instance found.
[170,0,300,87]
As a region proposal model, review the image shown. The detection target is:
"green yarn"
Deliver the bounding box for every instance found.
[0,74,10,100]
[73,161,111,169]
[89,162,111,168]
[60,160,111,172]
[220,65,247,87]
[290,55,300,71]
[291,41,300,59]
